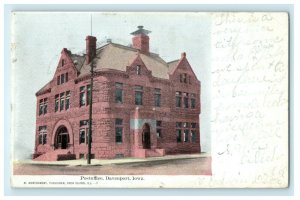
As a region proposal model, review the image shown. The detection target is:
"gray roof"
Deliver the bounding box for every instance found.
[78,43,171,79]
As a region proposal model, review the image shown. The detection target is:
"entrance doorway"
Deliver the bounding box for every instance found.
[142,123,151,149]
[56,126,69,149]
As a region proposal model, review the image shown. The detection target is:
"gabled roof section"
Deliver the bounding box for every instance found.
[78,43,170,79]
[167,59,180,75]
[36,82,51,96]
[169,53,198,80]
[69,54,85,71]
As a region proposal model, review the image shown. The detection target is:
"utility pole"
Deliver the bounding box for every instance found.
[87,59,94,164]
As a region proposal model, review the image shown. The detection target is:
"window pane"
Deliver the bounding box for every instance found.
[157,129,161,138]
[43,134,47,144]
[116,127,123,143]
[39,135,43,144]
[115,88,123,103]
[191,123,197,128]
[39,102,43,115]
[57,76,60,85]
[183,122,189,128]
[80,120,89,127]
[176,96,181,107]
[60,93,64,111]
[115,118,123,125]
[61,74,65,84]
[87,85,91,105]
[44,99,48,114]
[135,91,143,105]
[191,130,196,143]
[80,92,86,106]
[176,122,182,128]
[80,86,85,92]
[183,93,189,108]
[136,65,141,75]
[176,130,181,142]
[156,120,162,127]
[66,98,70,110]
[55,95,59,112]
[155,94,161,107]
[79,129,85,144]
[184,130,189,142]
[191,98,196,109]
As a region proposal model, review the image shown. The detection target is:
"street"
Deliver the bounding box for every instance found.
[14,157,211,175]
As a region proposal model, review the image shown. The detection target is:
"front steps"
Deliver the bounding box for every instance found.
[33,149,76,161]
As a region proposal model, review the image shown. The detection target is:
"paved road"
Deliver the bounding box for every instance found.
[14,157,211,175]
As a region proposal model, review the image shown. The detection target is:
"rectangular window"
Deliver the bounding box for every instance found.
[176,91,182,107]
[115,83,123,103]
[65,91,70,110]
[184,129,189,142]
[115,118,123,143]
[79,120,89,144]
[191,123,197,128]
[79,129,86,144]
[156,120,162,138]
[39,98,48,115]
[38,126,47,145]
[87,85,91,105]
[183,92,189,108]
[61,74,65,84]
[66,72,68,82]
[44,98,48,114]
[191,130,196,143]
[135,85,143,105]
[183,73,187,83]
[154,88,161,107]
[176,129,182,143]
[176,122,182,128]
[80,86,86,107]
[191,93,196,109]
[57,75,60,85]
[183,122,189,128]
[55,95,59,112]
[136,65,141,75]
[39,99,44,115]
[60,92,65,111]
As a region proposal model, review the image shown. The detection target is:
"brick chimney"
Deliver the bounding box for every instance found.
[85,35,97,64]
[131,26,151,54]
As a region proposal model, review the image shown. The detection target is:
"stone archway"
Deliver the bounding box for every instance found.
[55,126,69,149]
[142,123,151,149]
[51,119,73,151]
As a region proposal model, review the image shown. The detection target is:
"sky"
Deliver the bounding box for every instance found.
[11,12,211,160]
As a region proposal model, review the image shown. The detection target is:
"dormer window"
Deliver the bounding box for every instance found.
[136,65,141,75]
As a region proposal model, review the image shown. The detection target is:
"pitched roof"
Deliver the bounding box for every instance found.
[78,43,171,79]
[36,82,51,96]
[167,59,180,74]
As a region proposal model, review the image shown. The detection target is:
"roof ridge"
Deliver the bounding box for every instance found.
[167,59,180,64]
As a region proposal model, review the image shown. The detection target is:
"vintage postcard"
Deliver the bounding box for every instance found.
[10,12,288,188]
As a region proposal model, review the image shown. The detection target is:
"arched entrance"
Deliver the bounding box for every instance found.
[142,123,151,149]
[55,126,69,149]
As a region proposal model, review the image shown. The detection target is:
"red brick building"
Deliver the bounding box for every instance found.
[33,26,201,161]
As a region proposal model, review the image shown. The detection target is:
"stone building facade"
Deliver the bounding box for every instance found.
[33,26,201,161]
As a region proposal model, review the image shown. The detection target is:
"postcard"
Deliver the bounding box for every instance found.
[10,12,288,188]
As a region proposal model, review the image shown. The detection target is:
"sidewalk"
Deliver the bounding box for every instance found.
[14,153,210,167]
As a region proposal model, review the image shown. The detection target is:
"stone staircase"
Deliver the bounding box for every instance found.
[33,149,76,161]
[135,148,165,158]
